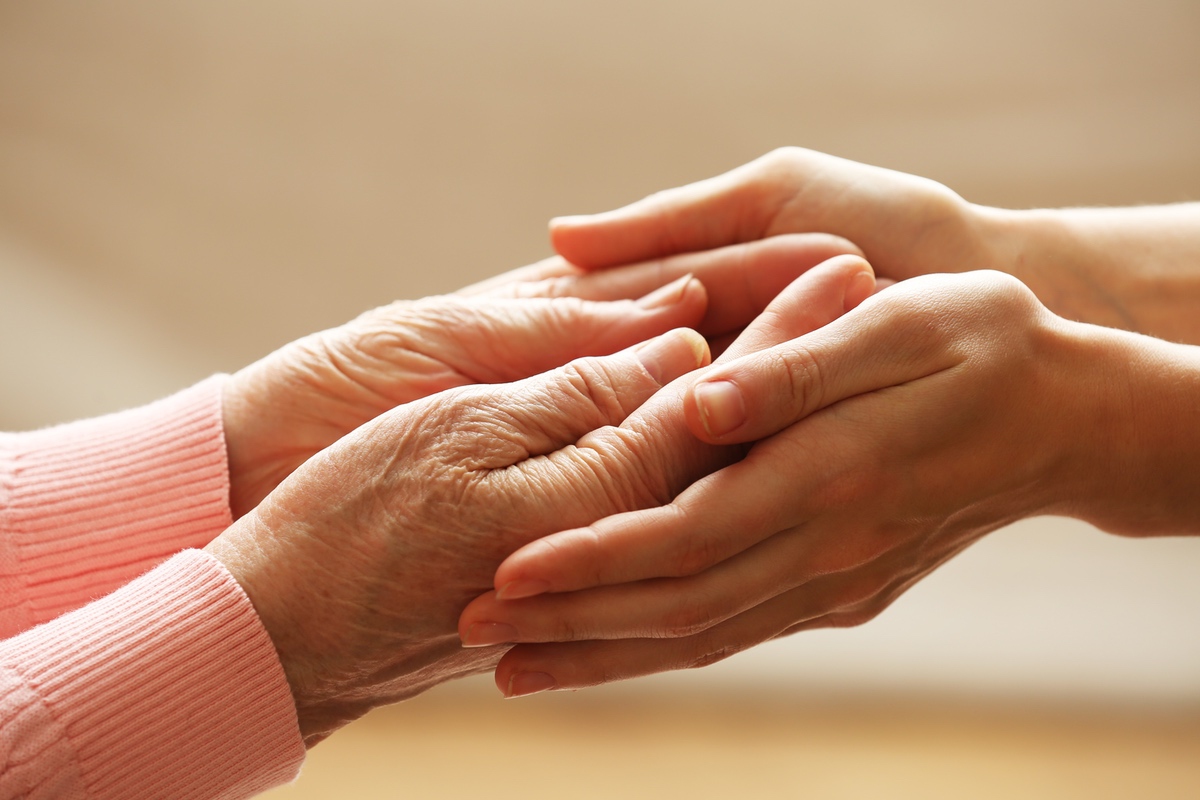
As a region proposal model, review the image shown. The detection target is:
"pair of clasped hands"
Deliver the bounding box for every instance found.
[208,148,1200,746]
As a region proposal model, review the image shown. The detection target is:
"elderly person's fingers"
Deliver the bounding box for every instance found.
[462,328,710,466]
[480,259,882,599]
[461,235,863,338]
[224,281,708,517]
[340,278,710,392]
[456,256,582,293]
[207,328,712,745]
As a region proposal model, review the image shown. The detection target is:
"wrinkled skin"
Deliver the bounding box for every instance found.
[221,232,859,517]
[205,255,874,747]
[463,268,1200,695]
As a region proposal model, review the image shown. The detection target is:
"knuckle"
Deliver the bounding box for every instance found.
[560,357,628,422]
[670,525,725,578]
[579,427,676,511]
[540,525,611,587]
[771,344,824,418]
[659,601,716,639]
[548,615,587,644]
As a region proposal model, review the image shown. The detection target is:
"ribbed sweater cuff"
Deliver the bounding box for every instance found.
[0,549,305,799]
[0,376,233,637]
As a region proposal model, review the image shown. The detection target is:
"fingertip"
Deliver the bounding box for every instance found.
[550,215,601,269]
[843,262,877,313]
[549,214,587,229]
[680,326,713,369]
[633,327,710,386]
[550,204,658,270]
[635,273,705,313]
[690,379,747,441]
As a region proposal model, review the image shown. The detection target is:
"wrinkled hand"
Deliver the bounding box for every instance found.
[205,255,872,747]
[461,269,1193,695]
[222,233,858,517]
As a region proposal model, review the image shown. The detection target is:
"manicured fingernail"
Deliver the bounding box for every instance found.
[637,274,695,310]
[550,215,587,228]
[694,380,746,437]
[506,672,557,698]
[496,579,551,601]
[635,328,708,385]
[845,269,876,311]
[462,623,519,648]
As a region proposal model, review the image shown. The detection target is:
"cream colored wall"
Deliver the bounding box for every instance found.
[1,0,1198,707]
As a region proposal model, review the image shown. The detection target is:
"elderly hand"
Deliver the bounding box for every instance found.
[221,233,858,518]
[221,233,857,519]
[461,269,1200,695]
[204,254,874,747]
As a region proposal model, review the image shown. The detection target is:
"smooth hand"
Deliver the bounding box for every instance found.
[222,233,858,517]
[550,147,1200,339]
[462,269,1200,695]
[550,147,993,285]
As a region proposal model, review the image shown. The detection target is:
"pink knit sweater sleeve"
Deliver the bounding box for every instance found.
[0,377,233,638]
[0,379,305,798]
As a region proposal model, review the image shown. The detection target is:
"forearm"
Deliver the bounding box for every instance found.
[982,203,1200,344]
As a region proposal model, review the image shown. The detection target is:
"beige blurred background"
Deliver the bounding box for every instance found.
[2,1,1199,797]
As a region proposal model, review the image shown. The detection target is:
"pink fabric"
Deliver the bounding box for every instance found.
[0,380,304,798]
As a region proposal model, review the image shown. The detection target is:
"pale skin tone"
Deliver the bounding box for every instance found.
[203,235,865,746]
[457,147,1200,697]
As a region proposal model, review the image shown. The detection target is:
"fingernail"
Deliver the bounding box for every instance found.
[462,622,519,648]
[496,579,551,601]
[635,328,707,385]
[506,672,557,698]
[550,215,587,228]
[694,380,746,437]
[637,274,695,310]
[844,269,876,311]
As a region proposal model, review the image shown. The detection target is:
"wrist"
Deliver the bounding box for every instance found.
[974,206,1133,329]
[222,371,278,519]
[979,204,1200,344]
[1051,319,1200,536]
[222,365,319,520]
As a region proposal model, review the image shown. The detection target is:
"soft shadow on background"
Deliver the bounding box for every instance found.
[2,2,1199,797]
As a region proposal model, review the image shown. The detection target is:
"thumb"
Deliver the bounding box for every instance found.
[684,283,962,443]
